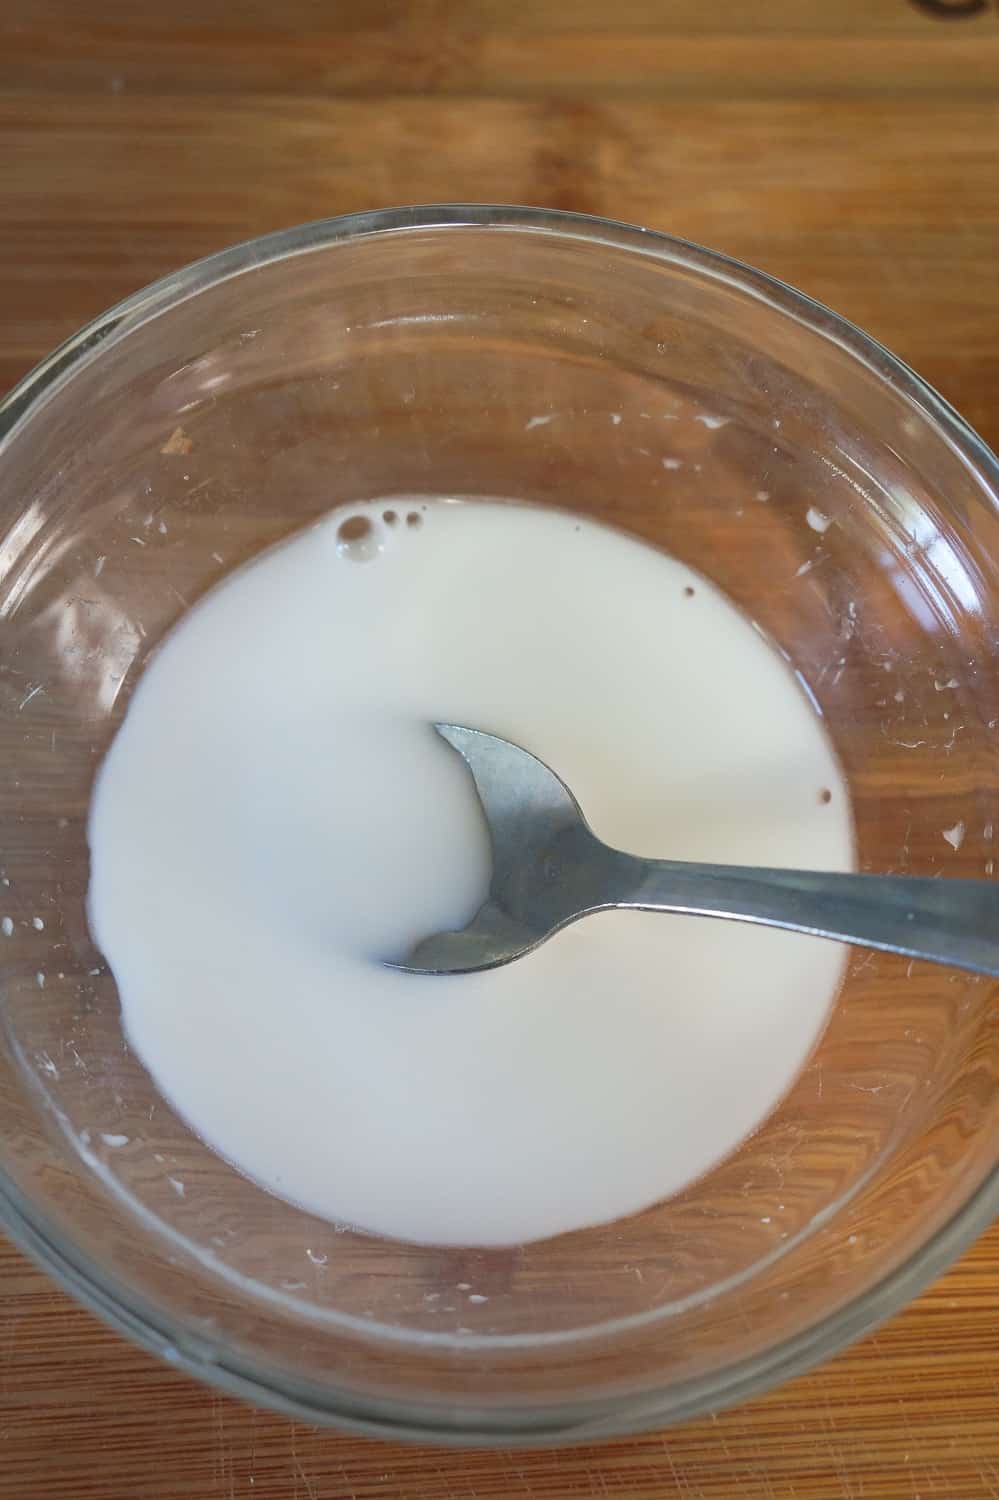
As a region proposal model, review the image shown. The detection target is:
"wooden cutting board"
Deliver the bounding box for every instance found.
[1,1,997,1494]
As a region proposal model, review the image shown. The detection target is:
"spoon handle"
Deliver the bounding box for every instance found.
[602,853,999,977]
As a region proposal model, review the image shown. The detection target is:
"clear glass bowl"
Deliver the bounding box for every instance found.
[0,206,996,1446]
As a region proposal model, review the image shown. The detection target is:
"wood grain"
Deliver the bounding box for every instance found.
[2,1227,998,1498]
[1,0,998,1494]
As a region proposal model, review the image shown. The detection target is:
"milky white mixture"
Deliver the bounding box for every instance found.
[87,499,852,1246]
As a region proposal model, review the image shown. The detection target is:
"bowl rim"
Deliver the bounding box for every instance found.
[1,202,997,1445]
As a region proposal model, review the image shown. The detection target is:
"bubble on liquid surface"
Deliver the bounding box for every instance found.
[336,514,381,562]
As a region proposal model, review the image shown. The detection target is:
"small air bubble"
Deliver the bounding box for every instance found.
[336,514,380,562]
[339,515,372,543]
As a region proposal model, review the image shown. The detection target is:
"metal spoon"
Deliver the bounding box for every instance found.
[393,723,999,977]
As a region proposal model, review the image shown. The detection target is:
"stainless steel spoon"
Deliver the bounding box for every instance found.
[393,724,999,977]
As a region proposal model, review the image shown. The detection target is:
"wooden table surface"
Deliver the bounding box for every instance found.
[2,0,999,1494]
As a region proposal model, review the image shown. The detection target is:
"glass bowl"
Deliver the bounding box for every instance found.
[0,205,996,1446]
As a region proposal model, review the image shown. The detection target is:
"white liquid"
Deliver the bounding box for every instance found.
[88,499,852,1247]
